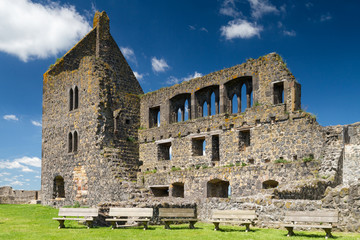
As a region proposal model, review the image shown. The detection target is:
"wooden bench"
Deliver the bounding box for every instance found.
[283,210,338,239]
[105,208,153,230]
[210,209,257,231]
[159,208,198,229]
[53,208,98,229]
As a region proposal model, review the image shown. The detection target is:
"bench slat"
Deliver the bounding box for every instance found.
[109,208,153,217]
[284,224,333,229]
[162,218,198,221]
[212,210,256,220]
[159,208,195,218]
[58,208,98,217]
[53,217,93,221]
[285,211,338,223]
[106,218,150,222]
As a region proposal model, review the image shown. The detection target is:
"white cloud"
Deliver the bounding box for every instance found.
[10,181,24,186]
[134,71,144,80]
[167,72,203,85]
[31,120,42,127]
[305,2,314,8]
[220,0,240,18]
[221,19,262,40]
[0,0,91,62]
[283,30,296,37]
[200,27,208,32]
[0,156,41,173]
[3,115,19,121]
[151,57,170,72]
[320,13,332,22]
[120,47,137,64]
[248,0,279,19]
[189,25,196,30]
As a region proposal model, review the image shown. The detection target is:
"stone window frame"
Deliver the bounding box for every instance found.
[224,76,253,113]
[171,182,184,198]
[53,175,65,199]
[169,93,191,124]
[194,85,220,118]
[149,106,161,128]
[192,136,206,156]
[156,138,173,161]
[206,178,230,198]
[238,128,251,151]
[272,80,285,105]
[69,85,79,111]
[68,130,79,153]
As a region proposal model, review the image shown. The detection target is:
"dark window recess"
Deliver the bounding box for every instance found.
[149,106,160,128]
[262,180,279,189]
[74,86,79,109]
[158,142,171,160]
[212,135,220,161]
[192,137,205,156]
[69,88,73,111]
[150,186,169,197]
[239,130,250,151]
[73,131,78,152]
[68,132,73,153]
[125,119,130,124]
[53,176,65,198]
[172,182,184,198]
[207,179,230,198]
[273,82,284,104]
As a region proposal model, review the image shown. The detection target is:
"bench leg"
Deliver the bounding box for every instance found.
[189,221,196,229]
[285,227,295,237]
[213,222,220,231]
[244,223,250,232]
[57,220,65,229]
[323,228,333,239]
[86,220,93,229]
[110,221,117,230]
[164,221,171,230]
[142,222,148,230]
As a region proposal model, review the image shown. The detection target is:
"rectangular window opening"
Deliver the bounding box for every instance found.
[239,130,250,151]
[212,135,220,161]
[149,106,160,128]
[158,142,171,161]
[192,137,206,156]
[273,82,284,104]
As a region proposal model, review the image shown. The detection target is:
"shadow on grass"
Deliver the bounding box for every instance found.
[285,232,339,239]
[162,226,204,230]
[217,228,260,233]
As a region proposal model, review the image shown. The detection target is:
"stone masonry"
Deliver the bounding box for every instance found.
[41,11,360,232]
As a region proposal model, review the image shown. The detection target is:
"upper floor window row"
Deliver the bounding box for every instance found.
[69,86,79,111]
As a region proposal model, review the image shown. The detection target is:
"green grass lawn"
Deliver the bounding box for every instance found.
[0,204,359,240]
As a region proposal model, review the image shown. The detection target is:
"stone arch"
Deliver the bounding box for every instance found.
[195,85,219,118]
[53,175,65,199]
[73,131,78,152]
[74,86,79,109]
[169,93,191,123]
[69,88,73,111]
[224,76,253,113]
[68,132,73,153]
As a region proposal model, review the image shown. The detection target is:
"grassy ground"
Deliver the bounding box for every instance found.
[0,204,359,240]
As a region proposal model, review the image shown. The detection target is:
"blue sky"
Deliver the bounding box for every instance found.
[0,0,359,190]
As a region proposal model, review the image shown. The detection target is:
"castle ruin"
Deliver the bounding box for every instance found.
[41,12,360,231]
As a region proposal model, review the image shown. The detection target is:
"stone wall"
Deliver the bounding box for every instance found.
[343,123,360,185]
[41,11,143,207]
[0,186,40,204]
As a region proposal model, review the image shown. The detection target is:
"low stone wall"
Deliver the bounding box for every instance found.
[97,182,360,232]
[0,186,40,204]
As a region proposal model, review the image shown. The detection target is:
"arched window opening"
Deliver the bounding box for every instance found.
[207,179,230,198]
[177,108,182,122]
[73,131,78,152]
[172,182,184,198]
[262,180,279,189]
[241,84,247,112]
[68,132,73,153]
[232,94,238,114]
[74,86,79,109]
[53,176,65,199]
[203,101,208,117]
[184,100,189,121]
[211,92,216,115]
[69,88,73,111]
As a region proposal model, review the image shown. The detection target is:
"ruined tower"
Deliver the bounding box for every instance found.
[41,11,143,206]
